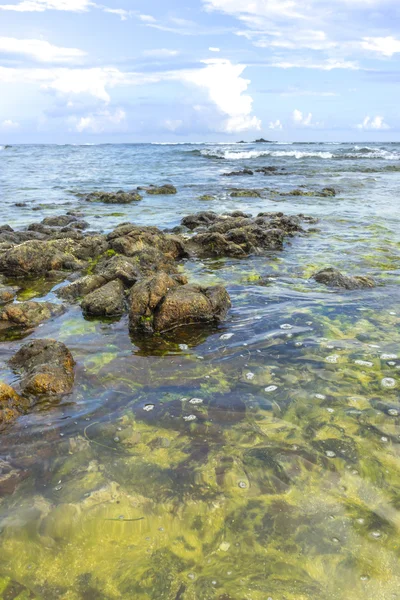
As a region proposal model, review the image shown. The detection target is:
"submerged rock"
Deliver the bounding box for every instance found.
[9,339,75,396]
[129,272,230,334]
[313,268,375,290]
[145,184,177,195]
[0,382,28,428]
[84,191,142,204]
[0,284,19,305]
[230,189,261,198]
[81,279,126,317]
[0,301,65,330]
[222,169,254,177]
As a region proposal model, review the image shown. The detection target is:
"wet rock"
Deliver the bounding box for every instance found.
[81,279,126,317]
[56,275,107,301]
[181,212,219,231]
[85,191,142,204]
[93,254,140,286]
[9,339,75,396]
[222,169,253,177]
[42,215,88,228]
[321,187,336,197]
[0,236,108,277]
[129,273,230,334]
[0,301,65,330]
[230,189,261,198]
[189,232,247,257]
[199,194,215,201]
[145,184,177,195]
[0,284,19,304]
[255,166,281,175]
[0,225,14,233]
[0,382,28,428]
[313,268,375,290]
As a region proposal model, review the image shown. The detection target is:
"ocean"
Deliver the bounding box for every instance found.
[0,141,400,599]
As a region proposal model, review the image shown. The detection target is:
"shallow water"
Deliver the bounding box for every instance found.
[1,142,400,599]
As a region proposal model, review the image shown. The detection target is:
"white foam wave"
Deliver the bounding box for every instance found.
[200,149,334,160]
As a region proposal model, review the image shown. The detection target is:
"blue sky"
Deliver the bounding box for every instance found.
[0,0,399,142]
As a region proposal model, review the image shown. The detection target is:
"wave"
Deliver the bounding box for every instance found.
[194,147,400,161]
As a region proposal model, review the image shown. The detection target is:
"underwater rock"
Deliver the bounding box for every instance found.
[0,301,65,330]
[81,279,126,317]
[313,268,375,290]
[255,166,282,175]
[129,273,230,334]
[184,211,304,258]
[9,339,75,396]
[0,284,19,304]
[230,189,261,198]
[0,382,28,428]
[280,187,336,197]
[84,190,142,204]
[222,169,254,176]
[144,184,177,195]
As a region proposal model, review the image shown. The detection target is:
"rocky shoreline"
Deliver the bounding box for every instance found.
[0,185,378,430]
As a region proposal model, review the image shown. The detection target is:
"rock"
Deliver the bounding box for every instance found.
[189,232,246,258]
[129,273,230,334]
[85,191,142,204]
[0,284,19,305]
[321,187,336,197]
[81,280,126,317]
[154,285,231,333]
[255,166,283,175]
[145,184,177,195]
[253,138,272,143]
[9,339,75,396]
[0,301,65,330]
[0,225,14,233]
[199,195,215,201]
[0,382,28,428]
[230,189,261,198]
[181,212,219,231]
[222,169,253,177]
[42,215,86,228]
[56,275,107,301]
[0,236,108,277]
[313,268,376,290]
[93,255,140,287]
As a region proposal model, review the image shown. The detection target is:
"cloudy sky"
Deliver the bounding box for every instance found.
[1,0,399,142]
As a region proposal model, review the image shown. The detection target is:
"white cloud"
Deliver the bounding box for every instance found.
[143,49,179,58]
[181,59,261,133]
[0,0,92,11]
[164,119,183,131]
[70,107,126,133]
[269,119,283,130]
[268,58,359,70]
[1,119,20,129]
[361,36,400,57]
[209,47,220,52]
[0,37,86,63]
[356,115,390,130]
[138,14,156,23]
[293,109,313,127]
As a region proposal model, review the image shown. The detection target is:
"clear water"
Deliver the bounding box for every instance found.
[0,142,400,599]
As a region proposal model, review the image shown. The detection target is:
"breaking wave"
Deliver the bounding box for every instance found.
[193,146,400,161]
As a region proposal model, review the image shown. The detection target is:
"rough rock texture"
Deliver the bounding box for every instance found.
[41,215,89,229]
[145,184,177,195]
[230,189,261,198]
[0,382,28,428]
[129,273,230,334]
[57,275,107,301]
[183,211,309,258]
[81,279,126,317]
[313,268,375,290]
[85,191,142,204]
[9,339,75,396]
[0,236,109,277]
[0,284,19,305]
[93,254,140,287]
[222,169,253,177]
[0,301,65,330]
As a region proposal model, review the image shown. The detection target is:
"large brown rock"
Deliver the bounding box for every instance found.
[81,279,126,317]
[57,275,107,301]
[0,301,65,330]
[0,284,19,305]
[129,273,231,334]
[9,339,75,396]
[313,268,375,290]
[93,254,140,286]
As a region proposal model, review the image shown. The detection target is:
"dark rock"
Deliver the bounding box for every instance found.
[255,166,282,175]
[0,284,19,305]
[56,275,107,301]
[189,232,246,257]
[0,225,14,233]
[253,138,272,143]
[0,382,28,428]
[93,255,140,287]
[42,215,79,227]
[321,187,337,197]
[129,273,230,334]
[85,191,142,204]
[313,268,375,290]
[222,169,253,177]
[9,339,75,396]
[145,184,177,195]
[81,280,126,317]
[0,301,65,330]
[181,212,219,231]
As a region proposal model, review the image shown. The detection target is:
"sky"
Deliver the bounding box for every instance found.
[0,0,400,143]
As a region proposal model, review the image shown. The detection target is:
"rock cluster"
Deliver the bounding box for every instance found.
[313,267,376,290]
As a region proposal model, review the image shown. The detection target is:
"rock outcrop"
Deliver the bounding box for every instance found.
[313,268,375,290]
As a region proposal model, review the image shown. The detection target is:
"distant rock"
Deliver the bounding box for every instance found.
[222,169,254,177]
[144,184,177,195]
[85,190,142,204]
[313,268,375,290]
[230,189,261,198]
[253,138,273,143]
